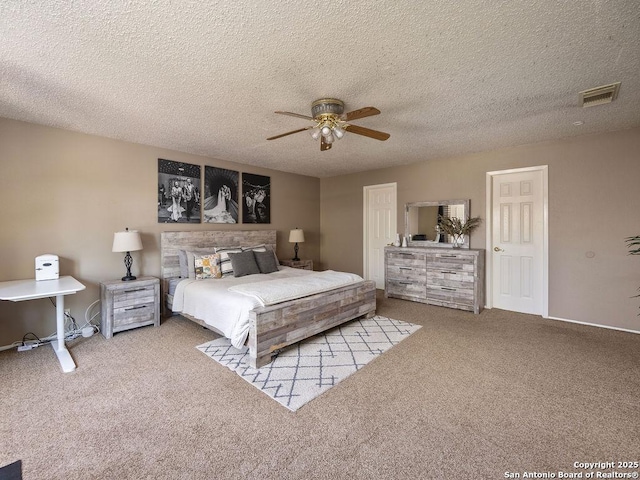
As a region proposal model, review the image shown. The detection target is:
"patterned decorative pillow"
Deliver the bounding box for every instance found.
[185,249,217,279]
[194,253,222,279]
[215,246,243,277]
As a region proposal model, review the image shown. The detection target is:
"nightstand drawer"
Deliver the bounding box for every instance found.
[280,259,313,270]
[113,285,156,308]
[113,303,156,329]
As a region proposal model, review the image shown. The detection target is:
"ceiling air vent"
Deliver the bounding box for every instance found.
[579,82,621,107]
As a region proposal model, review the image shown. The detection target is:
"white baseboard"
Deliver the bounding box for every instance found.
[483,306,639,335]
[545,315,640,335]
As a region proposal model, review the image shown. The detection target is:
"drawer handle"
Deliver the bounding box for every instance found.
[440,255,457,258]
[441,287,457,291]
[441,271,456,274]
[124,305,148,311]
[397,253,414,256]
[123,288,148,294]
[399,267,413,270]
[399,281,412,285]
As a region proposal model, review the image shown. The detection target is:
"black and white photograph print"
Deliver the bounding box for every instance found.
[203,166,239,223]
[242,173,270,224]
[158,159,201,223]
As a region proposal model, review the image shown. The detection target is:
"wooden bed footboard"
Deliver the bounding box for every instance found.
[247,280,377,368]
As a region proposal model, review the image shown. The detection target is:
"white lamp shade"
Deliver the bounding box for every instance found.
[289,229,305,243]
[112,230,143,252]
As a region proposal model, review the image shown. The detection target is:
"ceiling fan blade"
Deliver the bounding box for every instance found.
[321,136,332,151]
[275,111,315,121]
[267,127,311,141]
[344,107,380,121]
[344,124,390,141]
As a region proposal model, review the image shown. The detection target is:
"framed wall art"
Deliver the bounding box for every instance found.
[158,159,201,224]
[203,166,239,223]
[242,173,270,224]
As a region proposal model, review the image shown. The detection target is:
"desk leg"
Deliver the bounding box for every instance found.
[51,294,76,373]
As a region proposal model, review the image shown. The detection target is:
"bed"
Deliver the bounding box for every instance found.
[161,230,377,368]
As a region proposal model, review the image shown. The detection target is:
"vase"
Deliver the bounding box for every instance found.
[452,234,464,248]
[394,233,401,247]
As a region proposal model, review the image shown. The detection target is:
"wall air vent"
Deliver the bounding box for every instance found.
[579,82,621,107]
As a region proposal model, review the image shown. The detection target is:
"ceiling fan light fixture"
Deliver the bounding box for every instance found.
[311,98,345,118]
[268,98,390,151]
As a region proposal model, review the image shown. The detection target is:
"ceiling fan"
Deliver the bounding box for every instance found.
[266,98,390,151]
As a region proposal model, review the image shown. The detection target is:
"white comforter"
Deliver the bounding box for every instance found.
[171,267,364,348]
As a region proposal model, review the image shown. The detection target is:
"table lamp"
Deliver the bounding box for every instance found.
[289,228,305,261]
[112,228,143,281]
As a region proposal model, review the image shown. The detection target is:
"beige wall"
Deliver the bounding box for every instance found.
[0,118,320,344]
[2,117,638,343]
[320,127,640,332]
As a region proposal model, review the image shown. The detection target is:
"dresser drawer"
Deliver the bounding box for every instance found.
[387,250,427,267]
[387,279,427,299]
[426,284,474,306]
[387,265,427,282]
[427,253,476,272]
[426,270,475,286]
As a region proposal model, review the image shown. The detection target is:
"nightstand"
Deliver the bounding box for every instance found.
[280,259,313,271]
[100,276,160,339]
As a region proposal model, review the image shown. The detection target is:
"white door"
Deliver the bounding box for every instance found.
[363,183,397,289]
[488,167,547,315]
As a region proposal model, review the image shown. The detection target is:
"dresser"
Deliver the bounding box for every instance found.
[385,246,485,314]
[100,276,160,338]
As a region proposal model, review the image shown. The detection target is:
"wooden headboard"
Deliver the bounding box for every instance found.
[160,230,277,282]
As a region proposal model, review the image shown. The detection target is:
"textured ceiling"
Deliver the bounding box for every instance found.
[2,1,639,177]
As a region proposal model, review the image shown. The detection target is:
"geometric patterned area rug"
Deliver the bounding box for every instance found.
[196,315,421,412]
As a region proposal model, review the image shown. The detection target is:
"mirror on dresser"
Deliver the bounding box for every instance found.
[405,199,470,249]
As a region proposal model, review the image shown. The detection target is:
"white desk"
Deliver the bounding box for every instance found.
[0,276,86,373]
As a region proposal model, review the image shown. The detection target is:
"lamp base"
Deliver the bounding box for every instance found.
[122,252,136,281]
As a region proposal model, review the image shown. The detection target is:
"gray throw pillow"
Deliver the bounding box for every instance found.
[228,251,260,277]
[254,250,279,274]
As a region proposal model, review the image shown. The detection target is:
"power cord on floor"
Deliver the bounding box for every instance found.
[12,298,102,352]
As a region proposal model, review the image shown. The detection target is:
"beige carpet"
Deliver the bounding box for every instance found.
[1,291,639,480]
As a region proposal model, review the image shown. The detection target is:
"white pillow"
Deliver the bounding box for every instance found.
[215,246,243,277]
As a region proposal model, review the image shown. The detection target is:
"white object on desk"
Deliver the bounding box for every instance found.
[0,276,86,373]
[35,254,59,281]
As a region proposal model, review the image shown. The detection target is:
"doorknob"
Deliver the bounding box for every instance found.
[494,247,504,252]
